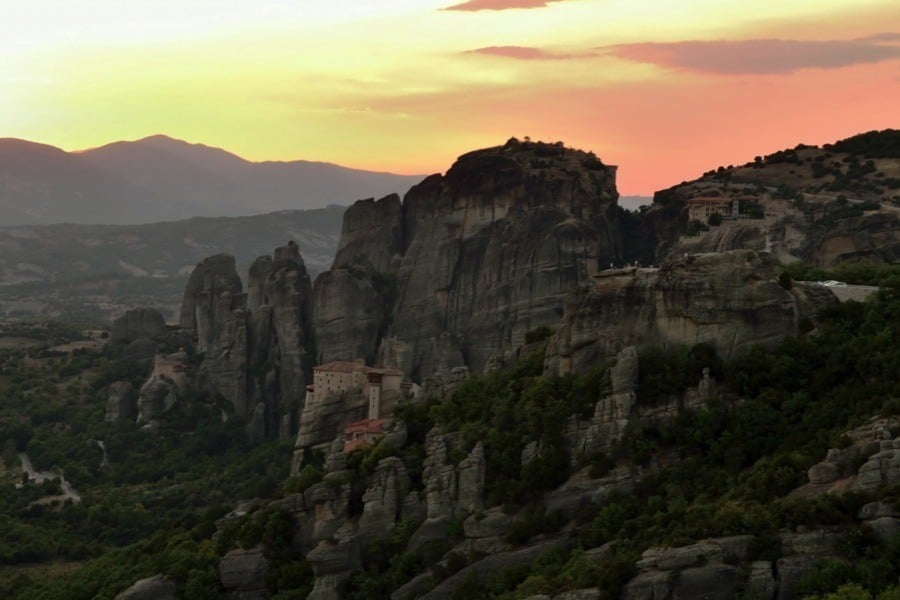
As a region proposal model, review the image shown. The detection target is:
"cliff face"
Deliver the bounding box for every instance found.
[313,139,621,379]
[312,194,402,365]
[179,243,313,436]
[544,249,838,376]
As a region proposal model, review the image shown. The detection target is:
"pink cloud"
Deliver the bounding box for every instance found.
[466,45,590,60]
[444,0,564,11]
[361,61,899,195]
[605,37,900,74]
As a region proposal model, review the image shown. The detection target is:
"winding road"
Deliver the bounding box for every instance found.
[17,452,81,503]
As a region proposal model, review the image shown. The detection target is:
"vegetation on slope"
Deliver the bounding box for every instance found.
[2,261,900,599]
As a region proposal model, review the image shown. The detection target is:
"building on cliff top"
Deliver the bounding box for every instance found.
[306,359,405,452]
[687,197,740,221]
[150,350,189,392]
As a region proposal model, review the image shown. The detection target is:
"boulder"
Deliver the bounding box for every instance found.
[307,523,361,600]
[218,547,268,599]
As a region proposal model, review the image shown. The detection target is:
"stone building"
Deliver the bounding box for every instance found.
[687,197,740,221]
[304,359,405,452]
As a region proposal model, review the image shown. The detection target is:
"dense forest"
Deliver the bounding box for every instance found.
[1,261,900,599]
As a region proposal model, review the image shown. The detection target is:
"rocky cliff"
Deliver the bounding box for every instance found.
[178,242,313,436]
[544,249,838,376]
[313,139,622,380]
[640,131,900,267]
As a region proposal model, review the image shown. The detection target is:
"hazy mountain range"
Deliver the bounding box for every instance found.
[0,135,424,226]
[0,207,344,321]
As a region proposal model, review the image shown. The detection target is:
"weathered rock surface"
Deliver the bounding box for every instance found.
[312,194,402,365]
[245,241,314,433]
[111,308,167,346]
[105,381,137,422]
[313,140,621,379]
[306,523,361,600]
[136,377,179,424]
[181,253,249,415]
[114,574,176,600]
[179,244,313,437]
[218,547,269,599]
[545,250,838,376]
[625,536,753,600]
[851,437,900,492]
[405,432,488,552]
[358,457,410,548]
[294,387,368,450]
[793,417,898,497]
[639,140,900,269]
[415,536,573,600]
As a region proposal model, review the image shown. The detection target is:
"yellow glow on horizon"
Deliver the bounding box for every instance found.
[2,0,898,192]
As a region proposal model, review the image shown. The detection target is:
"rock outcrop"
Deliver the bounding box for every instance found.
[793,417,898,496]
[114,574,176,600]
[313,140,621,379]
[624,536,753,600]
[179,244,314,437]
[180,253,249,415]
[358,457,411,549]
[545,250,838,376]
[111,308,168,346]
[218,547,269,600]
[105,381,137,423]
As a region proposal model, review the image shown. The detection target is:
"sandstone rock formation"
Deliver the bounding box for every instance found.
[180,253,249,415]
[179,244,313,437]
[218,547,269,600]
[793,417,898,496]
[105,381,137,423]
[111,307,167,346]
[313,139,622,379]
[639,138,900,268]
[545,250,838,376]
[625,536,753,600]
[358,457,410,549]
[306,522,361,600]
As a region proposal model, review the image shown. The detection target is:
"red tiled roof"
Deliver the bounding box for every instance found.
[343,418,386,435]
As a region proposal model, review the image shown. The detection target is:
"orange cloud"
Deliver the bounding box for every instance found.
[605,36,900,74]
[444,0,565,11]
[362,59,899,195]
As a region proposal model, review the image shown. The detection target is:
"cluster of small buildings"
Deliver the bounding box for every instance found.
[686,197,743,221]
[306,359,409,452]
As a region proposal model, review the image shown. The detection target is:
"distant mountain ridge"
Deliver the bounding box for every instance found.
[0,206,345,321]
[0,135,424,226]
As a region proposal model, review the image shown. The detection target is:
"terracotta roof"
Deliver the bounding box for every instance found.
[344,418,386,434]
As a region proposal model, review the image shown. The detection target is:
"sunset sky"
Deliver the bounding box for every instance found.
[2,0,898,195]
